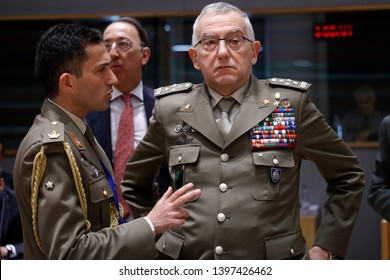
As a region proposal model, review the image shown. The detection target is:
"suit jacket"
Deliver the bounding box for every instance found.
[0,185,24,259]
[122,75,365,260]
[368,115,390,221]
[13,99,156,259]
[86,85,170,194]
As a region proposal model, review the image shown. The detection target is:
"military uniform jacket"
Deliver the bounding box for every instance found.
[368,115,390,222]
[122,75,364,260]
[13,99,156,259]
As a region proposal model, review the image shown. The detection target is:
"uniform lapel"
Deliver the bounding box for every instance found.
[177,86,225,148]
[225,77,277,147]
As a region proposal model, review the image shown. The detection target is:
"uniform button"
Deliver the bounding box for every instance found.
[217,213,226,222]
[215,246,224,255]
[273,158,279,165]
[219,183,228,192]
[220,153,229,162]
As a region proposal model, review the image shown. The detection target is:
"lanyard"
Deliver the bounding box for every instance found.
[99,159,124,225]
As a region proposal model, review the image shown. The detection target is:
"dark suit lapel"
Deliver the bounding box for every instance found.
[85,110,113,162]
[143,85,155,124]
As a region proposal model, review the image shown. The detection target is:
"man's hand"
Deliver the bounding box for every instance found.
[146,183,201,235]
[307,246,332,260]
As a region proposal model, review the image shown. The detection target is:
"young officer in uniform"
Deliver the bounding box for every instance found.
[12,24,200,259]
[121,2,365,259]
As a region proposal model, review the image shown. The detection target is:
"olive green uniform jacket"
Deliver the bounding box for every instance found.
[13,99,156,259]
[122,75,364,259]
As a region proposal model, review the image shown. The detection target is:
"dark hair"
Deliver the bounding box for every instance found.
[111,17,150,48]
[34,24,103,98]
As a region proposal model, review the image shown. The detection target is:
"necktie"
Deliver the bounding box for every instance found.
[216,97,235,138]
[113,93,133,219]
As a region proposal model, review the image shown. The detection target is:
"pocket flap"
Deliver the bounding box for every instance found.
[264,229,305,259]
[169,144,200,167]
[89,176,114,203]
[253,151,294,168]
[156,230,184,259]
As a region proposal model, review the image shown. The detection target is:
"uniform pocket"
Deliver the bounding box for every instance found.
[251,151,294,200]
[264,228,305,259]
[88,175,114,203]
[169,144,200,189]
[156,230,184,259]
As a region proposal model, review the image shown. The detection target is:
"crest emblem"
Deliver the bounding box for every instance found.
[270,167,281,184]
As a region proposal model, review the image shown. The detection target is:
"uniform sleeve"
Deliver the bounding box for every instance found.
[368,116,390,222]
[297,92,365,258]
[26,142,156,259]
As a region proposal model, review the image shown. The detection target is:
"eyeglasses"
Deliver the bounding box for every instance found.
[104,38,133,52]
[194,35,253,52]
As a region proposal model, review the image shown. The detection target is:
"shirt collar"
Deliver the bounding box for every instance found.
[208,82,249,108]
[111,81,144,101]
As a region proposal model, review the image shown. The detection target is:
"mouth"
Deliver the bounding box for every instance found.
[216,65,234,71]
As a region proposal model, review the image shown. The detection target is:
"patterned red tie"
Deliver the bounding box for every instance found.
[113,93,133,219]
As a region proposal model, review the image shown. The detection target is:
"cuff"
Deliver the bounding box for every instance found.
[144,217,155,237]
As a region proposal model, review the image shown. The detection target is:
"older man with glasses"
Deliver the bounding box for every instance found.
[121,2,364,260]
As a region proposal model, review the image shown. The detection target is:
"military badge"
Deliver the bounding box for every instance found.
[270,167,281,184]
[68,131,83,148]
[251,94,297,150]
[281,98,291,108]
[45,180,54,190]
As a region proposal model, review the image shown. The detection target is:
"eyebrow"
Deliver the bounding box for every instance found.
[200,29,245,38]
[103,36,131,42]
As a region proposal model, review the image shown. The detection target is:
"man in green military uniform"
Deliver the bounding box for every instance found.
[13,24,200,259]
[122,2,364,259]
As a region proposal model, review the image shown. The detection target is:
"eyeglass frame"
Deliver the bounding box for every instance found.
[194,35,253,52]
[103,37,145,52]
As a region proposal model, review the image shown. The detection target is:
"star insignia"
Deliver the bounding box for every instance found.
[45,181,54,190]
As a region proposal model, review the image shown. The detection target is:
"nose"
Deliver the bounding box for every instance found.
[217,39,229,57]
[108,44,120,57]
[108,69,118,85]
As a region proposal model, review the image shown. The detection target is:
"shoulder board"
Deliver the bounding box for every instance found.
[42,120,64,144]
[268,77,311,91]
[155,82,193,98]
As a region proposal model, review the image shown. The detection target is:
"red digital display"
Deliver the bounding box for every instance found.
[314,24,353,39]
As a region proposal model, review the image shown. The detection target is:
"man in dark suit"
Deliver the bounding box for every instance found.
[1,139,23,259]
[13,23,200,259]
[368,115,390,222]
[122,2,364,260]
[86,17,169,212]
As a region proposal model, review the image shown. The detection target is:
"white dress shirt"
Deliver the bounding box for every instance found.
[110,81,148,155]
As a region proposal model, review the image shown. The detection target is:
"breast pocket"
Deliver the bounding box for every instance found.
[169,144,200,189]
[251,151,294,201]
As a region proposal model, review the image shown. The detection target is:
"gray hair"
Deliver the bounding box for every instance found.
[191,2,255,46]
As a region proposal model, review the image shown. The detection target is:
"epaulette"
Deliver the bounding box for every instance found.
[155,82,193,98]
[268,77,311,91]
[42,120,65,144]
